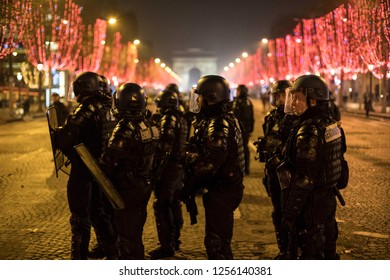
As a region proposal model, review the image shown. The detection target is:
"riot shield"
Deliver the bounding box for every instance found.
[74,143,125,210]
[46,106,69,177]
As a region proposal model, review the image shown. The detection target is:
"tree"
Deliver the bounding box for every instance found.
[0,0,26,59]
[23,0,83,109]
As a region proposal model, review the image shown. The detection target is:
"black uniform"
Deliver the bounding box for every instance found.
[56,72,117,260]
[183,75,245,259]
[150,91,188,258]
[232,85,254,174]
[103,82,158,259]
[262,106,297,257]
[279,75,347,259]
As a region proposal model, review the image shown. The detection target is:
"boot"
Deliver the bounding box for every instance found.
[88,243,106,259]
[70,216,90,260]
[149,244,175,259]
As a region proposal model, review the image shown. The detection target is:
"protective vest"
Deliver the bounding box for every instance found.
[157,110,188,161]
[106,118,159,177]
[286,114,343,189]
[57,98,113,160]
[192,112,245,185]
[262,107,285,158]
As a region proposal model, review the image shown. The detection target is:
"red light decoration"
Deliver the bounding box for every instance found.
[116,41,138,83]
[100,32,122,82]
[73,19,107,74]
[0,0,26,59]
[223,2,389,84]
[23,0,83,71]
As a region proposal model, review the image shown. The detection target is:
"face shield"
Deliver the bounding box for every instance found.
[67,83,78,103]
[284,88,308,116]
[189,89,202,113]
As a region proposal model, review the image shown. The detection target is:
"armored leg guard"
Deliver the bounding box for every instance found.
[153,199,176,252]
[70,215,91,260]
[172,197,183,250]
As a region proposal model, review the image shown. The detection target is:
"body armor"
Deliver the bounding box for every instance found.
[282,106,345,259]
[191,112,245,186]
[57,97,114,160]
[105,118,158,178]
[262,107,285,160]
[150,108,188,259]
[104,116,158,259]
[157,109,188,160]
[262,106,297,258]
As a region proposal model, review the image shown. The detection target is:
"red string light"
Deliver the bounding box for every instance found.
[0,0,26,59]
[23,0,83,71]
[223,2,389,84]
[73,19,107,73]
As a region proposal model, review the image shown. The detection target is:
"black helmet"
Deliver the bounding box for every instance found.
[291,75,329,101]
[270,80,292,95]
[155,89,179,109]
[165,83,180,94]
[100,75,112,96]
[113,83,147,116]
[269,80,292,107]
[195,75,230,106]
[73,72,104,101]
[236,84,248,98]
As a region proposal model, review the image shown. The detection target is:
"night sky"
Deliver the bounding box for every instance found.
[79,0,346,72]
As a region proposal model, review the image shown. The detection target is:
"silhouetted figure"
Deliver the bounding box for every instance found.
[51,93,69,126]
[364,93,374,117]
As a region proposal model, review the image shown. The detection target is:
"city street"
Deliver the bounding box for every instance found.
[0,98,389,260]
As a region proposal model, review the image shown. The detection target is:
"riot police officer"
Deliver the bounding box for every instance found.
[88,74,118,259]
[149,89,188,259]
[182,75,245,259]
[56,71,118,259]
[232,84,254,175]
[165,83,192,141]
[103,82,158,259]
[257,80,296,259]
[278,75,347,259]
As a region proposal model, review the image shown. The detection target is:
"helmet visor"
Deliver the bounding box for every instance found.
[67,83,78,103]
[189,89,202,113]
[284,88,307,116]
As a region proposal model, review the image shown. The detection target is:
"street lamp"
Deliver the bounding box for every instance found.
[368,64,374,96]
[16,72,22,100]
[108,17,117,25]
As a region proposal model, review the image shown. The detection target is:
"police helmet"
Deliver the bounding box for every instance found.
[269,80,292,106]
[165,83,180,94]
[195,75,230,106]
[73,72,104,101]
[291,75,329,101]
[270,80,292,95]
[100,75,112,96]
[155,89,179,109]
[113,83,147,116]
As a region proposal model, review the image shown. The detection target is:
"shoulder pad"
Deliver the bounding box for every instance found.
[297,123,318,137]
[161,114,177,127]
[108,126,130,151]
[68,104,94,125]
